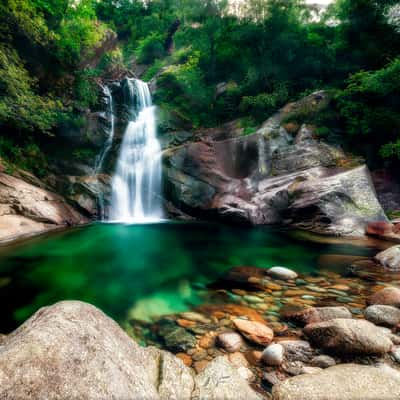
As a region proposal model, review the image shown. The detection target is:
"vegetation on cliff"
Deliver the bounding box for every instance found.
[0,0,399,173]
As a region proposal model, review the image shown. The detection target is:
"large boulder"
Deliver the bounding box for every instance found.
[0,301,261,400]
[163,92,387,236]
[0,168,88,243]
[272,364,400,400]
[368,286,400,307]
[304,318,393,355]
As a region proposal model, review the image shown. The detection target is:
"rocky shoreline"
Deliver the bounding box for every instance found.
[2,248,400,399]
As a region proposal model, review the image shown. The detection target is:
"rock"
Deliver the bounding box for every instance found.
[365,305,400,326]
[157,319,197,352]
[163,91,386,235]
[0,170,88,242]
[261,343,285,366]
[375,246,400,271]
[282,306,352,326]
[368,286,400,307]
[0,301,194,399]
[310,355,336,368]
[0,301,263,400]
[217,332,244,353]
[304,318,393,355]
[272,364,400,400]
[278,340,313,363]
[193,356,263,400]
[268,266,298,280]
[233,318,274,346]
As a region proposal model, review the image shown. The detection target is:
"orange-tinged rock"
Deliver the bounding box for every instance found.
[176,353,193,367]
[233,318,274,346]
[177,319,196,328]
[197,304,266,323]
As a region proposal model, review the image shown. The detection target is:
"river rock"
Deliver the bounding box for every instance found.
[272,364,400,400]
[0,301,194,399]
[193,356,262,400]
[375,246,400,271]
[217,332,244,352]
[0,169,88,242]
[157,319,197,352]
[278,340,313,363]
[233,318,274,346]
[304,318,393,355]
[282,306,352,325]
[261,343,285,366]
[365,305,400,326]
[268,266,298,280]
[368,286,400,307]
[310,355,336,368]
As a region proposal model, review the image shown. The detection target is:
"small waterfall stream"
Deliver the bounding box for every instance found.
[110,78,163,223]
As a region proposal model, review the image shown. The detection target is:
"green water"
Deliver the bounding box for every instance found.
[0,222,374,332]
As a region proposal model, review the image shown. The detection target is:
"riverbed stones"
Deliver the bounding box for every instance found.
[268,267,298,280]
[217,332,244,352]
[364,305,400,327]
[157,319,197,352]
[233,318,274,346]
[304,318,393,355]
[367,286,400,307]
[278,340,313,363]
[282,306,352,326]
[261,343,285,366]
[375,245,400,271]
[272,364,400,400]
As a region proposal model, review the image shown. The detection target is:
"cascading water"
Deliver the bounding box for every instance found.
[94,85,115,175]
[110,78,163,223]
[94,85,115,220]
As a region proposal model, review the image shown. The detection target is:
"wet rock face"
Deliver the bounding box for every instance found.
[0,169,88,242]
[272,364,400,400]
[163,91,387,236]
[0,301,261,400]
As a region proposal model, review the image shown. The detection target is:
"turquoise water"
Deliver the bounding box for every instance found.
[0,222,374,332]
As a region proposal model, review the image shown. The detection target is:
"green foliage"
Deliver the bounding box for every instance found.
[135,33,166,64]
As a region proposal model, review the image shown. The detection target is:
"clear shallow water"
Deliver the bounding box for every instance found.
[0,222,375,332]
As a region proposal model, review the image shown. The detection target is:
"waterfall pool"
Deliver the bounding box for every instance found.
[0,221,380,333]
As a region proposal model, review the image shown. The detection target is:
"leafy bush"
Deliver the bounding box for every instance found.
[135,33,166,64]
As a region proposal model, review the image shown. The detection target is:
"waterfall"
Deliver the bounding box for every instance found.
[94,85,115,175]
[94,85,115,220]
[110,78,163,223]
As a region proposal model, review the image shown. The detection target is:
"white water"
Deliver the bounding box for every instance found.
[94,85,115,220]
[94,85,115,175]
[110,78,163,223]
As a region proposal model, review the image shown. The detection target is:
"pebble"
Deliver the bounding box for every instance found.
[296,279,307,286]
[233,318,274,346]
[268,266,298,280]
[176,353,192,367]
[180,312,211,324]
[217,332,244,353]
[244,295,263,304]
[336,296,353,303]
[261,343,285,366]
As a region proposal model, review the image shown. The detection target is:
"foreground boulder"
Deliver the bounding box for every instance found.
[304,318,393,355]
[272,364,400,400]
[163,92,387,236]
[364,304,400,327]
[0,301,261,399]
[0,168,88,242]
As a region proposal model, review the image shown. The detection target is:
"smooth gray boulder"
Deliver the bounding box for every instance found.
[0,301,261,400]
[304,318,393,355]
[272,364,400,400]
[365,304,400,326]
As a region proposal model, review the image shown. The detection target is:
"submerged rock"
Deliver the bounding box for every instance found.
[217,331,244,353]
[268,266,298,280]
[233,318,274,346]
[272,364,400,400]
[304,318,393,355]
[282,306,352,326]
